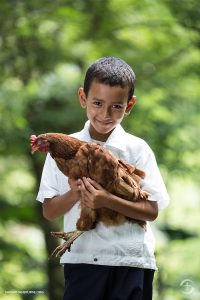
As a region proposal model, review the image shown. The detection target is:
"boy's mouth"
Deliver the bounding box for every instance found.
[96,119,113,125]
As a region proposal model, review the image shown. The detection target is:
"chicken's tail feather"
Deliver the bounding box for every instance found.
[116,178,149,201]
[133,168,146,179]
[118,160,145,179]
[116,179,136,199]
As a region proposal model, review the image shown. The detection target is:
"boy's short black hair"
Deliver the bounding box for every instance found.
[84,57,136,101]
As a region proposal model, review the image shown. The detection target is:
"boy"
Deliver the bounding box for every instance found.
[37,57,170,300]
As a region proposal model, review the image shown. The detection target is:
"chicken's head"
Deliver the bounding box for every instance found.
[31,134,50,154]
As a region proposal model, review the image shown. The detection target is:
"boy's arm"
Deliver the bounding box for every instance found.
[79,177,158,222]
[42,179,80,221]
[105,194,158,221]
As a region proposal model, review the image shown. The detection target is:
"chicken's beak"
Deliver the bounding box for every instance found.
[31,145,39,154]
[30,135,38,154]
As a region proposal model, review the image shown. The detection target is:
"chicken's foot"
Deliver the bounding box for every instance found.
[50,230,84,257]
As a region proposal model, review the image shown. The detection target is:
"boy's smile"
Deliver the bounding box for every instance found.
[79,81,136,141]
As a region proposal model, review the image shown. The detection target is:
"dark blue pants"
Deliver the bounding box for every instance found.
[63,263,154,300]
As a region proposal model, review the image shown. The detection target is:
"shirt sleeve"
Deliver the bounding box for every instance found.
[136,141,170,211]
[36,153,59,203]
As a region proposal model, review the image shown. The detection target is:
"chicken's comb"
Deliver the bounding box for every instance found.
[30,135,37,146]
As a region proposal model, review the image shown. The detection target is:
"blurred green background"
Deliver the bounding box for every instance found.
[0,0,200,299]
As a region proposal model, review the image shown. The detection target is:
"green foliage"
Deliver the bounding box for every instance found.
[0,0,199,299]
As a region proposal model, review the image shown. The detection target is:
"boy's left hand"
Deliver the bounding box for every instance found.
[79,177,110,209]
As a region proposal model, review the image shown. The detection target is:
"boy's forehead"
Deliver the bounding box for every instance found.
[88,81,129,101]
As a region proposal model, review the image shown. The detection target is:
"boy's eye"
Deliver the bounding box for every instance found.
[112,104,124,109]
[93,101,102,107]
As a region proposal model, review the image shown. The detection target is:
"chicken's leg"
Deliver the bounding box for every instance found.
[50,230,84,257]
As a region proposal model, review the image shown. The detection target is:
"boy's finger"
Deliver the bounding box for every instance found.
[82,177,96,192]
[77,179,82,189]
[87,178,103,190]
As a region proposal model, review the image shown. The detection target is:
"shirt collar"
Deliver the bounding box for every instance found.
[82,120,127,152]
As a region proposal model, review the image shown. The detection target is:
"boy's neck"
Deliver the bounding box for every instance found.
[88,124,115,142]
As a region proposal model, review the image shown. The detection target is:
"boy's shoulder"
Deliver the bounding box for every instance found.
[122,130,153,155]
[117,129,156,165]
[124,130,147,145]
[69,130,86,140]
[68,124,90,141]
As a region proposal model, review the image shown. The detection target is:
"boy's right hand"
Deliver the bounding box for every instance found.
[68,178,81,198]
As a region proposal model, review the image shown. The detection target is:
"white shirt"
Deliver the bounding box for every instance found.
[37,121,170,270]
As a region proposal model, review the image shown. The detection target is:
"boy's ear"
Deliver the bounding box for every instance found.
[78,87,87,108]
[125,96,136,114]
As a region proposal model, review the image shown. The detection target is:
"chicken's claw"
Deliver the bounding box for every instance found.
[50,230,84,258]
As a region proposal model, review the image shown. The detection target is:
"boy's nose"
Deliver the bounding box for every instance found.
[102,107,112,118]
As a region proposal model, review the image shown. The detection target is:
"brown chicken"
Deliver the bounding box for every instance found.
[31,133,148,257]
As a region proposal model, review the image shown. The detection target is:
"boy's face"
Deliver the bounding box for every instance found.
[79,81,136,141]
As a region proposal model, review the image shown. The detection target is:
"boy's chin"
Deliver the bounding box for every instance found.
[89,123,116,140]
[95,124,115,135]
